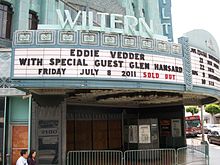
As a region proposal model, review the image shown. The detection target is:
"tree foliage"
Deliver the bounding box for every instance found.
[205,104,220,115]
[185,106,199,115]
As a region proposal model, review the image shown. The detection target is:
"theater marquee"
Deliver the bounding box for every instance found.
[190,46,220,89]
[13,48,184,83]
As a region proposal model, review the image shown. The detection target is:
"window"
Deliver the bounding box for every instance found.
[29,11,38,30]
[185,119,200,128]
[0,3,13,39]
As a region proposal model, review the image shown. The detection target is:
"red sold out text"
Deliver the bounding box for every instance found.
[143,72,176,80]
[143,72,159,79]
[165,74,175,80]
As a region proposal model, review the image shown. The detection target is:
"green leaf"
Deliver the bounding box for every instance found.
[205,104,220,115]
[185,106,199,115]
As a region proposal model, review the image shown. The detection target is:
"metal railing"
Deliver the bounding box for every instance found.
[67,145,209,165]
[177,143,209,165]
[124,149,176,165]
[67,150,123,165]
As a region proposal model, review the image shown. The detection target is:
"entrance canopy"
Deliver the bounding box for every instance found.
[10,29,220,106]
[29,88,216,107]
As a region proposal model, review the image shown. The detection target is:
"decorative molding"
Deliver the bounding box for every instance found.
[171,43,182,55]
[37,30,56,45]
[34,101,63,165]
[122,35,138,48]
[0,52,11,88]
[13,30,184,57]
[0,88,26,96]
[156,40,170,53]
[178,37,192,91]
[0,51,26,95]
[58,31,77,45]
[15,31,34,45]
[101,33,119,47]
[0,77,11,88]
[0,52,10,60]
[80,32,99,45]
[66,111,122,120]
[38,105,61,119]
[140,37,155,51]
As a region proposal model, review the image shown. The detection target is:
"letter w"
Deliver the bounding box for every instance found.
[56,9,81,29]
[19,58,27,65]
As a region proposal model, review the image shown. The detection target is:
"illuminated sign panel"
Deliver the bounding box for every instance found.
[185,115,200,121]
[13,48,184,83]
[190,47,220,89]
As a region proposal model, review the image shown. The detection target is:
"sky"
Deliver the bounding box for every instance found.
[171,0,220,47]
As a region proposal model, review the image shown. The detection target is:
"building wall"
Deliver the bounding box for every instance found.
[0,0,170,48]
[0,1,171,163]
[32,95,66,165]
[39,0,65,25]
[8,97,29,123]
[0,97,5,164]
[0,46,26,165]
[0,0,40,47]
[2,0,218,164]
[125,105,186,148]
[31,98,186,164]
[7,97,29,165]
[118,0,164,35]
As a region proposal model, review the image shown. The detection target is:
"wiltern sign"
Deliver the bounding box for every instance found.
[38,9,167,40]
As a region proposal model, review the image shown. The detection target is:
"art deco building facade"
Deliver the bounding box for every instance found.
[0,0,219,165]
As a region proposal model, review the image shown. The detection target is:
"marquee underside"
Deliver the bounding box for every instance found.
[28,88,217,107]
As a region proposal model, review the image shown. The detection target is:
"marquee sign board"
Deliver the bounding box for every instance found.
[190,46,220,89]
[13,48,184,83]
